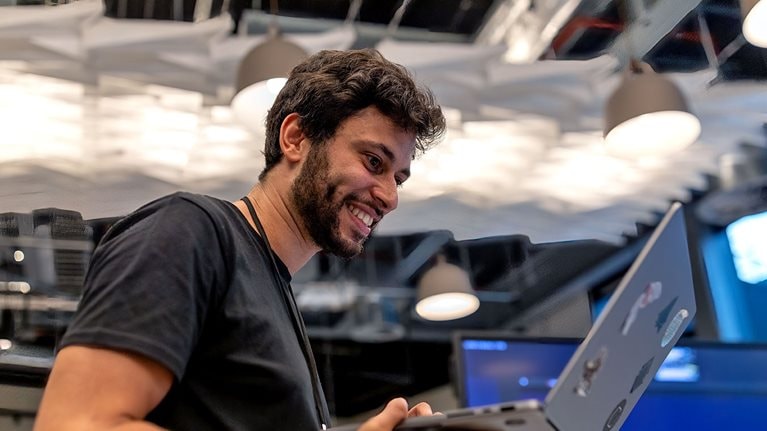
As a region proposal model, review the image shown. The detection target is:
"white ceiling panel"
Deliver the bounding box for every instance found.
[1,3,765,245]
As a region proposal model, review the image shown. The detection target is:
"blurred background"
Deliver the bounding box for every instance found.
[1,0,766,428]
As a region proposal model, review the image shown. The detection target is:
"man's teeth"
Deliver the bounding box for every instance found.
[349,205,373,227]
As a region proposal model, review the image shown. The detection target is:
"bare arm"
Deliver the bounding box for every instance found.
[34,345,173,431]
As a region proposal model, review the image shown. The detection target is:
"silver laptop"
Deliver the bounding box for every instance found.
[331,202,696,431]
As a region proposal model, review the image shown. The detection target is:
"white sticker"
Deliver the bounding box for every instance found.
[620,281,663,335]
[662,308,689,348]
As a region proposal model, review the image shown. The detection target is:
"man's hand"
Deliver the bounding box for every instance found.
[357,398,435,431]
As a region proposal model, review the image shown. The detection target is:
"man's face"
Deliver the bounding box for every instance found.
[291,106,416,258]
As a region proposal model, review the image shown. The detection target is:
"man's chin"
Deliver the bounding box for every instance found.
[323,235,366,259]
[334,242,364,259]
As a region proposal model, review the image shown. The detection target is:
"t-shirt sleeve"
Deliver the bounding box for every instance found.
[60,195,228,379]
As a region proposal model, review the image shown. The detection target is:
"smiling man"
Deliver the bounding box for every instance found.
[34,49,446,431]
[290,106,413,258]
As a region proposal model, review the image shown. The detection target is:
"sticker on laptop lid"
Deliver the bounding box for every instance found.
[620,281,663,335]
[574,347,607,397]
[630,356,655,394]
[655,296,679,333]
[661,308,689,347]
[603,399,627,431]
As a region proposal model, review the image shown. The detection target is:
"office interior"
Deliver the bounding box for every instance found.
[1,0,766,429]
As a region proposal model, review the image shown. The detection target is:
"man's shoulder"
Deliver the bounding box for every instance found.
[131,192,236,223]
[150,191,228,212]
[102,192,237,244]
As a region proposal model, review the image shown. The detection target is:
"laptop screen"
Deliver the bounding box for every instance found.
[456,335,767,429]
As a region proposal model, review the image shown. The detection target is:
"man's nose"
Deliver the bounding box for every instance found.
[374,176,399,214]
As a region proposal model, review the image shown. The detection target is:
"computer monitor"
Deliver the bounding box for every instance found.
[726,211,767,286]
[455,333,767,429]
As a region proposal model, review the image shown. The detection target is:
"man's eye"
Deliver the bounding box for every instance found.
[367,155,382,170]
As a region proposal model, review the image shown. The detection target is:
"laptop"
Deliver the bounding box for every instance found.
[330,201,696,431]
[456,335,767,430]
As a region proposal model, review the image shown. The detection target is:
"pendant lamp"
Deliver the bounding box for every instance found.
[603,61,701,158]
[742,0,767,48]
[415,255,479,321]
[230,22,307,130]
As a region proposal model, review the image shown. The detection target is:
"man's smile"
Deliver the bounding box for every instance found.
[345,203,375,238]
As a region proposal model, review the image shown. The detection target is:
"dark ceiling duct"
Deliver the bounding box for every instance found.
[103,0,226,21]
[551,0,767,80]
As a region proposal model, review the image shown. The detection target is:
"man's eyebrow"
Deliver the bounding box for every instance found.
[371,142,410,179]
[371,142,396,163]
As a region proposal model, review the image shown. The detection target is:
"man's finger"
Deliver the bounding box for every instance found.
[407,402,433,417]
[358,398,409,431]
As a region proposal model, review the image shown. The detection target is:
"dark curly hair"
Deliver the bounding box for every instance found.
[259,48,446,180]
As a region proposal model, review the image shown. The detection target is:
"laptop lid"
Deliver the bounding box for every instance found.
[543,202,696,431]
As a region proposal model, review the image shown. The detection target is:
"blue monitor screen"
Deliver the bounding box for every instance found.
[457,337,767,429]
[726,211,767,285]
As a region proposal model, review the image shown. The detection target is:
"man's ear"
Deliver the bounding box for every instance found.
[280,112,308,163]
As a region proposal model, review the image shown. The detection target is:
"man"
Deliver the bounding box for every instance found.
[34,48,446,430]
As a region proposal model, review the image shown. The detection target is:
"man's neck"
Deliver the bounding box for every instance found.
[234,182,319,275]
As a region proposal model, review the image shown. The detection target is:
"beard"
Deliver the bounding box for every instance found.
[291,143,370,258]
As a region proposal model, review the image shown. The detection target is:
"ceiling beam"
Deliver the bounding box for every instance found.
[609,0,703,67]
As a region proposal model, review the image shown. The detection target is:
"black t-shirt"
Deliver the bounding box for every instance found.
[61,192,329,430]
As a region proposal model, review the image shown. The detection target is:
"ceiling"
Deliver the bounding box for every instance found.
[0,0,766,245]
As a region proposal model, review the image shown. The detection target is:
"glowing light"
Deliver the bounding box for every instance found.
[415,292,480,321]
[743,0,767,48]
[726,211,767,284]
[13,250,24,262]
[7,282,31,294]
[265,77,287,95]
[230,80,281,133]
[605,111,701,158]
